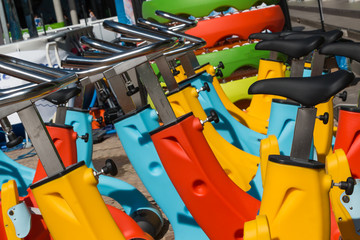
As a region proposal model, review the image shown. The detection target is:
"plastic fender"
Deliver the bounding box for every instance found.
[179,72,265,156]
[31,163,126,240]
[244,215,271,240]
[0,150,35,196]
[326,149,360,240]
[114,106,208,240]
[246,59,286,123]
[185,5,285,48]
[142,0,258,23]
[150,114,260,240]
[167,85,260,192]
[32,124,78,183]
[260,158,332,240]
[65,109,162,221]
[1,180,21,240]
[314,99,334,163]
[199,64,270,134]
[334,108,360,178]
[65,108,94,168]
[259,135,280,186]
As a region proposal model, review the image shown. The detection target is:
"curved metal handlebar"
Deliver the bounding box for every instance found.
[63,37,179,68]
[137,18,168,30]
[158,27,205,45]
[78,35,191,59]
[103,20,171,42]
[164,41,204,57]
[117,36,143,43]
[0,54,75,84]
[155,10,197,26]
[80,36,130,53]
[0,73,78,108]
[135,18,204,44]
[137,18,195,33]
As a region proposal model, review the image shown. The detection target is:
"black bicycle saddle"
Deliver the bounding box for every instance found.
[44,87,81,105]
[249,32,281,41]
[255,36,324,59]
[282,29,343,45]
[320,41,360,63]
[248,70,354,107]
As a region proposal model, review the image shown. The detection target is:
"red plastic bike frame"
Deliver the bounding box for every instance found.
[150,113,260,239]
[334,108,360,178]
[185,5,285,48]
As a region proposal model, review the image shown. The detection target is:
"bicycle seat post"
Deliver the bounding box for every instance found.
[154,55,180,91]
[178,53,196,77]
[103,68,137,113]
[290,57,306,77]
[290,106,317,159]
[136,61,177,124]
[18,104,66,176]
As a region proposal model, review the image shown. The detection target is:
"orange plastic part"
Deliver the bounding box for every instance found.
[89,108,106,129]
[32,124,78,183]
[0,202,7,240]
[150,114,260,240]
[185,5,285,48]
[334,108,360,178]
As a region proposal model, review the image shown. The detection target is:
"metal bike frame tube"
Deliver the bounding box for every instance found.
[18,104,65,175]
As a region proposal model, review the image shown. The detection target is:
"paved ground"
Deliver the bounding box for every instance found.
[288,0,360,40]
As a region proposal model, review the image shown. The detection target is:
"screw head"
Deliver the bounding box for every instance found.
[342,195,350,203]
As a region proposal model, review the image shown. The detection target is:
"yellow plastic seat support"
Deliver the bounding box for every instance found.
[326,149,360,240]
[31,163,126,240]
[1,180,22,240]
[244,215,271,240]
[167,85,259,191]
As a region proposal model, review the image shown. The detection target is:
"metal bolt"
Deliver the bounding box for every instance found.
[350,206,353,210]
[338,217,342,221]
[9,210,14,216]
[342,195,350,203]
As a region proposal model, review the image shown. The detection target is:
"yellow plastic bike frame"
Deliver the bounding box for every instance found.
[167,85,259,191]
[30,163,126,240]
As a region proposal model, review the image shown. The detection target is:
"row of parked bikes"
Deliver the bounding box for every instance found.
[0,6,359,240]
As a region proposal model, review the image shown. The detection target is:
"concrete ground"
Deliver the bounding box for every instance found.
[288,0,360,40]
